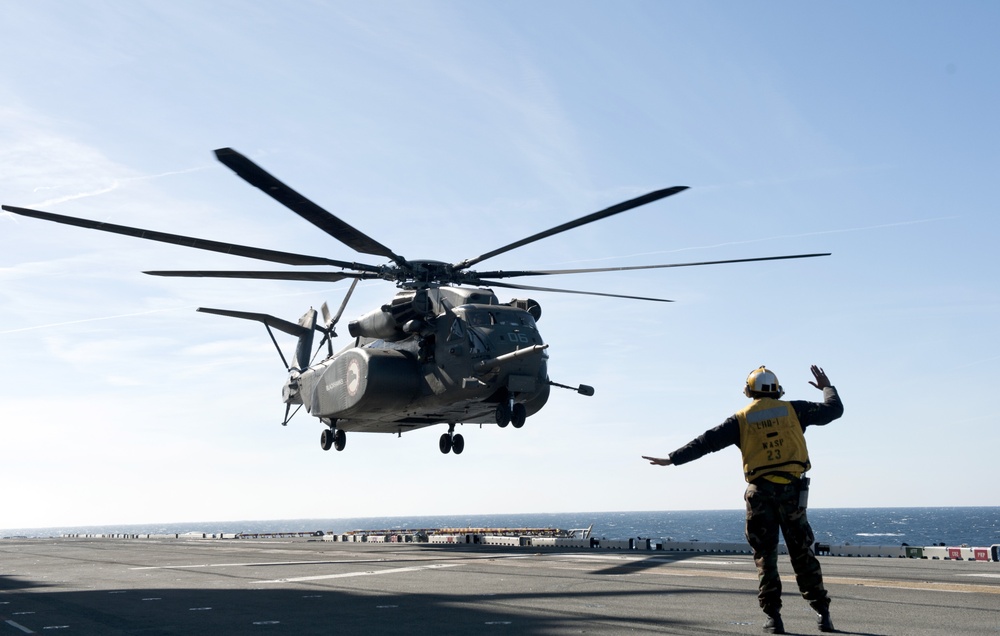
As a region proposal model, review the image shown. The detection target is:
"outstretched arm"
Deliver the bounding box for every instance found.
[644,416,741,468]
[642,455,673,466]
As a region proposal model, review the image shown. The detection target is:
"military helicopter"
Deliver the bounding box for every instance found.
[3,148,829,455]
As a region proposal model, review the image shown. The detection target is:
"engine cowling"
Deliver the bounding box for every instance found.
[506,298,541,321]
[348,289,431,340]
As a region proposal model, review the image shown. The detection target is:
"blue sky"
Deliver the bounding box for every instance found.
[2,1,997,530]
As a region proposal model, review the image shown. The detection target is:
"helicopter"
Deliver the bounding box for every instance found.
[3,148,829,456]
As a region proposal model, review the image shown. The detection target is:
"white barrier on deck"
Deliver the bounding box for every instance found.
[657,541,764,555]
[530,537,592,548]
[826,545,906,558]
[50,531,998,562]
[482,535,525,547]
[918,546,997,561]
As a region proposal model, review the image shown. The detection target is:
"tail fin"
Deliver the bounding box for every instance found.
[198,306,318,371]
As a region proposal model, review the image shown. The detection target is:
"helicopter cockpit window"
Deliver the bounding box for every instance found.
[467,325,489,355]
[465,309,536,330]
[446,315,466,342]
[466,310,495,327]
[517,313,537,329]
[454,310,490,355]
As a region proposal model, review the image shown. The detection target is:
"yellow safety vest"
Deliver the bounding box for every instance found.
[737,398,811,482]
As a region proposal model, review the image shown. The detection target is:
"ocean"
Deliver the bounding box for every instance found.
[4,507,999,547]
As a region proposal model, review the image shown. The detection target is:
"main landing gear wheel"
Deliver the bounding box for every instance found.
[439,425,464,455]
[321,428,347,452]
[496,400,527,429]
[511,403,527,428]
[495,402,510,428]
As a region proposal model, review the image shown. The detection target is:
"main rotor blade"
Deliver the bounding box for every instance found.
[454,186,688,271]
[3,205,375,269]
[474,253,832,279]
[214,148,407,264]
[481,279,673,303]
[330,278,360,326]
[144,270,371,281]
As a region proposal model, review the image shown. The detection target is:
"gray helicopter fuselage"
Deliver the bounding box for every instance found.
[290,300,550,434]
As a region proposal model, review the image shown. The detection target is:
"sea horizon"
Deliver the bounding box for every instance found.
[5,506,999,548]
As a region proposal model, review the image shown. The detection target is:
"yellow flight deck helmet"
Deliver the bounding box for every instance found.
[744,365,784,398]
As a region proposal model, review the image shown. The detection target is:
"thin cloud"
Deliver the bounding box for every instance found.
[557,217,957,265]
[0,281,373,335]
[0,307,181,335]
[28,165,211,209]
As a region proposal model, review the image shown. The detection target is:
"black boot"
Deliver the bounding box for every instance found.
[816,610,834,632]
[763,612,785,634]
[809,599,834,632]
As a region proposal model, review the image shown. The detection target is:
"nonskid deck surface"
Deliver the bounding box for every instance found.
[1,538,998,635]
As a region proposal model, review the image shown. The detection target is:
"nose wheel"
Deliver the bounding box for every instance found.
[439,424,464,455]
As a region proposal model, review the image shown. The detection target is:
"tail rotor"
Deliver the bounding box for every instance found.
[197,280,359,428]
[312,279,359,363]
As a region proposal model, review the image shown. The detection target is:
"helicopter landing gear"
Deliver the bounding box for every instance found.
[496,398,527,429]
[495,403,510,428]
[511,403,527,428]
[320,424,347,452]
[439,425,464,455]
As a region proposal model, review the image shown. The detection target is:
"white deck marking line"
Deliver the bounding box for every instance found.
[551,554,739,566]
[4,619,34,634]
[255,562,463,583]
[130,558,386,571]
[821,574,1000,594]
[644,568,1000,594]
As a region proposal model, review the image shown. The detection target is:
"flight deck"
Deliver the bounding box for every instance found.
[1,537,998,635]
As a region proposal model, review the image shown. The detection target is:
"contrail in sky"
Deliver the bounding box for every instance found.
[0,308,179,334]
[0,281,373,335]
[32,182,122,208]
[30,166,210,208]
[565,216,957,264]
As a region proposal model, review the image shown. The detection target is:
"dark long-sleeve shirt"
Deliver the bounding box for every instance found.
[668,387,844,466]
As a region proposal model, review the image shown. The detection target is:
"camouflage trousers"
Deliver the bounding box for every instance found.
[744,479,830,615]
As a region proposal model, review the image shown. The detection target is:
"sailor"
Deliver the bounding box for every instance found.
[643,365,843,634]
